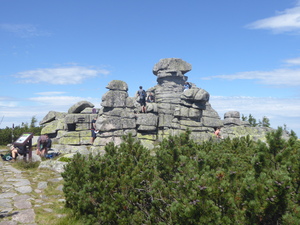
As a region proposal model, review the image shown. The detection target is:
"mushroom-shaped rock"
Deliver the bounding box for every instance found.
[101,91,128,108]
[68,101,95,114]
[106,80,128,91]
[224,111,240,119]
[223,111,241,126]
[153,58,192,76]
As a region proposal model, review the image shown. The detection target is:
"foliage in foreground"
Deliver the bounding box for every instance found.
[62,128,300,224]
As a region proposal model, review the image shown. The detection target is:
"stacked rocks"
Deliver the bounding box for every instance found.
[40,101,98,154]
[92,80,137,153]
[39,58,282,154]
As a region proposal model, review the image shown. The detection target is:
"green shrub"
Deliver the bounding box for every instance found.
[62,130,300,224]
[58,157,72,162]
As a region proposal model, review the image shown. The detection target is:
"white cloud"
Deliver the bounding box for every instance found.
[0,23,50,38]
[29,96,87,106]
[284,57,300,65]
[36,91,66,96]
[14,66,110,85]
[0,94,102,128]
[210,96,300,134]
[246,3,300,33]
[0,101,18,107]
[202,68,300,86]
[1,94,299,136]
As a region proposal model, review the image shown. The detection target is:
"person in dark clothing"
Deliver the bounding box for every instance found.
[46,135,52,149]
[91,116,97,144]
[146,92,155,103]
[137,86,147,113]
[184,82,191,91]
[36,134,50,157]
[10,144,28,162]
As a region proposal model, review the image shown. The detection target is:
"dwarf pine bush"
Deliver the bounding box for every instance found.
[62,129,300,225]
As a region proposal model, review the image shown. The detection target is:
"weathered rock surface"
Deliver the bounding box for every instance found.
[67,101,95,114]
[38,58,287,155]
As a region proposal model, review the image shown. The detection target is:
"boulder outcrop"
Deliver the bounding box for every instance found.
[40,58,279,154]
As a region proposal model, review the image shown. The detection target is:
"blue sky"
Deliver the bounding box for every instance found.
[0,0,300,135]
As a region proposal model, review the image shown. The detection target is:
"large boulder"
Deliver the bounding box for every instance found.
[101,91,128,108]
[68,101,94,114]
[153,58,192,77]
[106,80,128,91]
[40,111,66,125]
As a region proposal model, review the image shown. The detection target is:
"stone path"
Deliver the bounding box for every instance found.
[0,150,65,225]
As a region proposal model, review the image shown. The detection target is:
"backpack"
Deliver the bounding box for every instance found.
[138,89,146,100]
[45,152,60,159]
[1,153,12,161]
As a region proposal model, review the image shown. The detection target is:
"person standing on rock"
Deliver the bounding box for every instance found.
[36,134,50,157]
[91,116,98,144]
[137,86,147,113]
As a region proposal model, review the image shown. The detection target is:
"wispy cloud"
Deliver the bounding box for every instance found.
[0,101,18,107]
[28,96,89,106]
[202,68,300,86]
[14,66,110,85]
[36,91,66,96]
[284,57,300,65]
[2,95,299,135]
[210,95,300,133]
[246,2,300,33]
[0,94,102,128]
[0,23,50,38]
[210,96,300,118]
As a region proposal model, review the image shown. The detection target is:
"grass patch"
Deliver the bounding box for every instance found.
[13,160,40,169]
[58,157,72,162]
[9,159,84,224]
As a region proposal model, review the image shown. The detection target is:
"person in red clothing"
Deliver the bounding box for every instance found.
[214,127,222,139]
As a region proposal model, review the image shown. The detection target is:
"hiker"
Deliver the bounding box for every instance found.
[10,144,28,162]
[36,134,51,157]
[146,92,155,103]
[91,116,98,144]
[184,82,191,91]
[46,134,52,150]
[137,86,147,113]
[214,127,222,139]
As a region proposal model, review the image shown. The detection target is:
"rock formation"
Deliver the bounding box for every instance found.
[40,58,280,155]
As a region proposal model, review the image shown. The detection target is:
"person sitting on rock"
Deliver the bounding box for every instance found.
[184,82,191,91]
[36,134,50,157]
[146,92,155,103]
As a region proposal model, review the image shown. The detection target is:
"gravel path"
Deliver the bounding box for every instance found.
[0,150,65,225]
